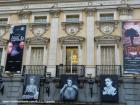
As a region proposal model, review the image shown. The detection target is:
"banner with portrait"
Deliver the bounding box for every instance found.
[100,75,119,102]
[60,75,78,101]
[5,25,26,73]
[122,21,140,73]
[22,74,40,100]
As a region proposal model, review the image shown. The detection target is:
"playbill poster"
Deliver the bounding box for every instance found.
[5,25,26,73]
[122,21,140,73]
[22,74,40,100]
[100,75,119,102]
[60,75,78,101]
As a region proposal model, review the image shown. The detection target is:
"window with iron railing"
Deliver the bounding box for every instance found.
[100,13,114,21]
[66,15,79,22]
[34,16,47,23]
[0,18,8,25]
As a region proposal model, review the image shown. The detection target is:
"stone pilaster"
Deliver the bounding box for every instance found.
[48,10,60,77]
[85,9,96,77]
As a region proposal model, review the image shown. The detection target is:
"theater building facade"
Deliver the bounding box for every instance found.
[0,0,140,105]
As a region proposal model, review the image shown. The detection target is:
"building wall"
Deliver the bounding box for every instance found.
[1,77,140,105]
[0,0,140,105]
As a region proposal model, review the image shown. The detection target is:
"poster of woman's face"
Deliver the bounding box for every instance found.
[60,75,78,101]
[22,74,40,100]
[100,75,119,102]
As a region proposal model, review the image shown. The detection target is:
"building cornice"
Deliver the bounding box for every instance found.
[0,0,140,14]
[0,0,140,6]
[0,0,123,4]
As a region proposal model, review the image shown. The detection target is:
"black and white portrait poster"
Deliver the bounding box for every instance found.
[100,75,119,102]
[60,75,78,101]
[5,25,26,73]
[22,74,40,100]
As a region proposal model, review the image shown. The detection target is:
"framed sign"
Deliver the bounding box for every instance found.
[5,25,26,73]
[22,74,40,100]
[100,75,119,102]
[60,75,78,101]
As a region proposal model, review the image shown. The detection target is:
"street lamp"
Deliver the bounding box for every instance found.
[46,72,51,96]
[87,74,94,98]
[46,80,50,96]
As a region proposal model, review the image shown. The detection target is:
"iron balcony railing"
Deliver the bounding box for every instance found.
[22,65,47,78]
[56,65,85,77]
[96,65,122,76]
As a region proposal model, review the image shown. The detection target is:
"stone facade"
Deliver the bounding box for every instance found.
[1,77,140,105]
[0,0,140,105]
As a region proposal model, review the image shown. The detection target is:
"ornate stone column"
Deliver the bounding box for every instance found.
[85,9,96,77]
[48,10,60,77]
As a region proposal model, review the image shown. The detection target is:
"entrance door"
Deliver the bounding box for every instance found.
[66,46,78,73]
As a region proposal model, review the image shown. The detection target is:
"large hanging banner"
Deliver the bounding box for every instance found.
[123,21,140,73]
[60,75,78,101]
[100,75,119,102]
[22,74,40,100]
[5,25,26,73]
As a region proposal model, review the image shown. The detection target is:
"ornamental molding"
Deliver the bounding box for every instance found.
[61,21,83,36]
[50,10,61,18]
[25,36,50,47]
[84,8,96,16]
[96,21,119,35]
[94,35,121,47]
[0,38,8,46]
[29,23,50,36]
[117,5,133,15]
[0,0,139,12]
[17,10,31,19]
[0,24,10,37]
[0,0,121,4]
[59,35,85,45]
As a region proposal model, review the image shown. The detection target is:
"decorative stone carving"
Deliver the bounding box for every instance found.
[59,35,85,45]
[0,27,6,37]
[118,5,133,15]
[96,21,119,35]
[25,36,50,47]
[50,10,61,18]
[85,8,96,16]
[62,22,83,36]
[29,23,50,36]
[100,23,114,35]
[0,38,8,46]
[65,24,79,35]
[94,35,121,47]
[88,2,93,6]
[0,25,10,37]
[18,10,31,20]
[121,0,127,4]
